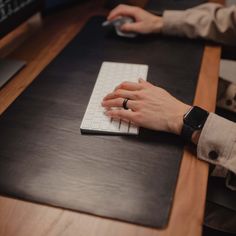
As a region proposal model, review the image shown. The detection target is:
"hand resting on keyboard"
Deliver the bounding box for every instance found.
[80,62,148,135]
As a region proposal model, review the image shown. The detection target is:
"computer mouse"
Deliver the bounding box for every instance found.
[102,16,137,38]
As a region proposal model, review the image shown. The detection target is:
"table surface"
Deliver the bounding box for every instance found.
[0,1,221,236]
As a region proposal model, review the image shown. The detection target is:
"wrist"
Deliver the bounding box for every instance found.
[191,130,201,145]
[168,104,191,135]
[152,16,163,33]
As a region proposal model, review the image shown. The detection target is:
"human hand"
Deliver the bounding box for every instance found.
[107,4,163,34]
[102,79,191,135]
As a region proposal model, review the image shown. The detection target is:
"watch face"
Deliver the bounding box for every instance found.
[184,106,209,129]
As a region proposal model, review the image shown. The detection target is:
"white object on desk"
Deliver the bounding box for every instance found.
[80,61,148,135]
[220,59,236,83]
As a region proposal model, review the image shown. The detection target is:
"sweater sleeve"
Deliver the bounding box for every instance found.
[162,3,236,45]
[197,113,236,174]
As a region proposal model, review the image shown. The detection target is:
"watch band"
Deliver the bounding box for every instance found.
[181,124,195,142]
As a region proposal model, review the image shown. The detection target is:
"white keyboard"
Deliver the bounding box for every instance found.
[80,62,148,135]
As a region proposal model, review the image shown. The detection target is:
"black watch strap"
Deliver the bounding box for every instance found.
[181,124,195,142]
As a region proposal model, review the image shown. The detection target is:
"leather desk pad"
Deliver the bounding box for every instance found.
[0,17,203,228]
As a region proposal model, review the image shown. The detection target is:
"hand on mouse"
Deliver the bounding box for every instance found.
[107,4,163,34]
[102,79,191,135]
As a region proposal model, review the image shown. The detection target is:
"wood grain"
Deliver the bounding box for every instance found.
[158,46,221,236]
[0,1,221,236]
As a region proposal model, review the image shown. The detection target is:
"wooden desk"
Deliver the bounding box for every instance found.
[0,1,220,235]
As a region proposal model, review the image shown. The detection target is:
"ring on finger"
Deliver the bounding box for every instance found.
[122,98,129,110]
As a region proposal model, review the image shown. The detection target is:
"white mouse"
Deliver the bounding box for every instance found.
[102,16,137,38]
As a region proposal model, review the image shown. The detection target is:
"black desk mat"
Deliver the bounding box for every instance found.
[207,177,236,211]
[0,17,203,228]
[146,0,206,12]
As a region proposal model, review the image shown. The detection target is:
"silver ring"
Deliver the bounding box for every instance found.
[123,98,129,110]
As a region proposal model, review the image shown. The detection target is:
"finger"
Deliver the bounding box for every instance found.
[139,78,145,83]
[102,98,123,108]
[114,81,142,91]
[138,78,153,88]
[103,89,136,101]
[102,98,138,110]
[120,22,144,33]
[108,5,138,21]
[105,109,137,124]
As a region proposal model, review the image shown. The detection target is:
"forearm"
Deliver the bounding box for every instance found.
[162,3,236,45]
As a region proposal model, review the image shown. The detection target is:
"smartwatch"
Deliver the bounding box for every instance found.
[181,106,209,142]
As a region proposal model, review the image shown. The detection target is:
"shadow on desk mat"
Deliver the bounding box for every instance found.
[0,16,204,228]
